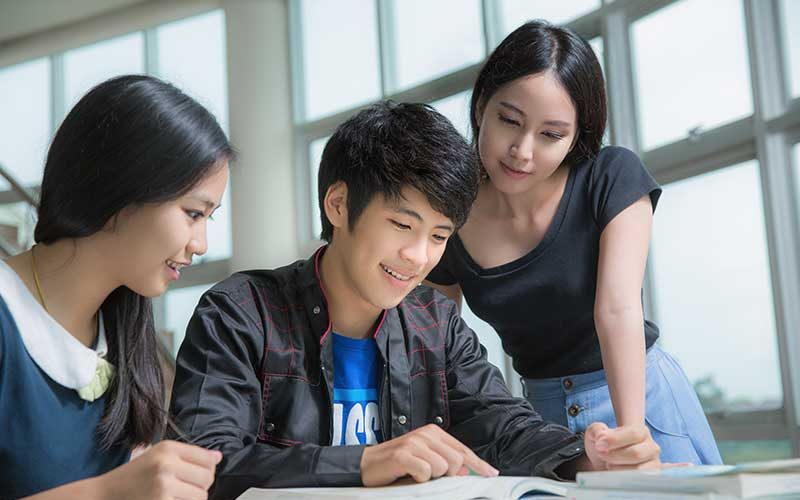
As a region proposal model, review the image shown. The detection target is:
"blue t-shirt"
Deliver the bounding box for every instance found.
[330,333,383,446]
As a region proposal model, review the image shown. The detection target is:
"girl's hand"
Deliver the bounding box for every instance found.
[99,440,222,500]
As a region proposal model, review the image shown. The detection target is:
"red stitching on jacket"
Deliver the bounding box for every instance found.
[413,293,439,331]
[372,309,388,339]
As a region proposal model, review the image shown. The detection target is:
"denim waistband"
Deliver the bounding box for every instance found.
[522,344,664,399]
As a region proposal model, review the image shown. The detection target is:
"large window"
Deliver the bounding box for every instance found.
[0,59,50,190]
[390,0,484,91]
[631,0,752,151]
[298,0,381,121]
[63,33,145,112]
[650,161,782,413]
[291,0,800,460]
[0,59,49,252]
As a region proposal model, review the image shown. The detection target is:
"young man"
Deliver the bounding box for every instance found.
[169,102,661,500]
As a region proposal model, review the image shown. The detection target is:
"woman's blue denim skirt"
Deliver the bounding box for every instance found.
[522,344,722,465]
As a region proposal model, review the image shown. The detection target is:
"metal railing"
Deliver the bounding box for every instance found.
[0,162,39,256]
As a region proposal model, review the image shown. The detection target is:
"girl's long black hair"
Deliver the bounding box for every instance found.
[34,74,235,449]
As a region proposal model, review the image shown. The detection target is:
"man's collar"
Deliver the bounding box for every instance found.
[295,244,327,290]
[298,245,390,345]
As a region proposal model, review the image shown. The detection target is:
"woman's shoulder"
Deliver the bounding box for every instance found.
[592,146,644,168]
[581,146,649,187]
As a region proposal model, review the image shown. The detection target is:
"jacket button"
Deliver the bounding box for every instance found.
[265,422,276,432]
[434,416,443,425]
[397,415,407,425]
[563,378,574,390]
[568,404,582,417]
[313,306,321,314]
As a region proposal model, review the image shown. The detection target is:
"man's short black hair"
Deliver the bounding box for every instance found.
[318,101,479,242]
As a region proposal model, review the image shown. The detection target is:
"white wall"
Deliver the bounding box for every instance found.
[0,0,145,43]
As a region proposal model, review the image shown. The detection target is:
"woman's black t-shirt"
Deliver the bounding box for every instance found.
[427,146,662,379]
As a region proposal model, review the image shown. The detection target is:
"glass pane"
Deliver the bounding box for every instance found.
[64,32,145,113]
[718,440,793,463]
[781,0,800,98]
[300,0,381,121]
[391,0,484,91]
[498,0,601,43]
[650,161,782,413]
[157,10,228,131]
[165,283,214,354]
[632,0,753,150]
[794,143,800,223]
[309,136,329,240]
[430,90,472,138]
[157,10,232,262]
[0,58,50,189]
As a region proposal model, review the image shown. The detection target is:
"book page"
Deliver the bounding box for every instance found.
[238,475,571,500]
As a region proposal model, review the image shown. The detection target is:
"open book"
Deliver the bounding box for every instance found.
[573,458,800,499]
[238,476,571,500]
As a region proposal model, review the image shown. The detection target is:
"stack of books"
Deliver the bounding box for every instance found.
[569,458,800,499]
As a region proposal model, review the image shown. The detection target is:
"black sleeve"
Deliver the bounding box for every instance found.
[589,147,662,230]
[425,239,458,286]
[168,290,364,500]
[441,301,585,479]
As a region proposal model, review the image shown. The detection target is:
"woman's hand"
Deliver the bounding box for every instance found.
[583,422,661,470]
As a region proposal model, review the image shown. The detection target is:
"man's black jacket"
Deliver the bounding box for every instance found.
[168,248,585,499]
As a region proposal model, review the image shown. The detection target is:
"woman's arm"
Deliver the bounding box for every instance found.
[424,281,464,313]
[594,195,654,427]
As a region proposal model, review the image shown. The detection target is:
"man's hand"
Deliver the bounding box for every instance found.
[582,422,661,471]
[360,424,499,486]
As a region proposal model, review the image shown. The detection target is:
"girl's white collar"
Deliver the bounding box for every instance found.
[0,259,108,390]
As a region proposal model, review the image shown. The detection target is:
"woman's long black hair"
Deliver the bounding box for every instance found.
[34,74,235,449]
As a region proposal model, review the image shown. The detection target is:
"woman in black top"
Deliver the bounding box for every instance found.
[426,21,722,465]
